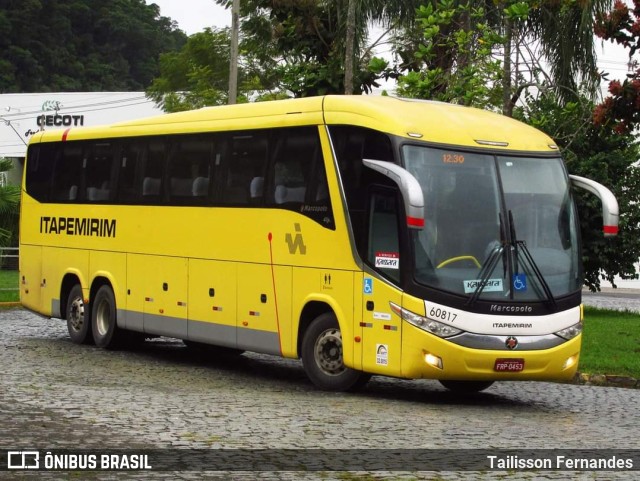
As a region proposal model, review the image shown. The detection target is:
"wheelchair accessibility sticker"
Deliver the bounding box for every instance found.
[513,274,527,292]
[364,278,373,295]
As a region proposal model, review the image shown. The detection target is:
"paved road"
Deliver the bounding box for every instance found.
[1,308,639,480]
[582,288,640,313]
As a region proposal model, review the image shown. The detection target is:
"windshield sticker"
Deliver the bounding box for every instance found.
[375,252,399,269]
[463,279,503,294]
[513,274,528,292]
[376,344,389,366]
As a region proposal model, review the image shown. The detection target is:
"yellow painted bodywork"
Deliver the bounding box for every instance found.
[21,95,574,382]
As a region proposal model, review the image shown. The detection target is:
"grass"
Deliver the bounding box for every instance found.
[0,269,19,302]
[579,306,640,379]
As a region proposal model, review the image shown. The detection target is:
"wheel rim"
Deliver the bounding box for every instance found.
[68,297,84,332]
[314,328,346,376]
[95,298,112,337]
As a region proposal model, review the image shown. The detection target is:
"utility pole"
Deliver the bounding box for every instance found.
[228,0,240,104]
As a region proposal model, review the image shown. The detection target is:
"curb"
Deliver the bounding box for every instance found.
[573,372,639,389]
[0,302,21,308]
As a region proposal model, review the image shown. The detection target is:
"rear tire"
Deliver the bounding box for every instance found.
[301,312,369,391]
[439,380,494,393]
[66,284,92,344]
[91,285,122,349]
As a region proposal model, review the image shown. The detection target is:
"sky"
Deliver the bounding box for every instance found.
[148,0,634,85]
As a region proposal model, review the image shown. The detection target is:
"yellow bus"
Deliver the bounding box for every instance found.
[19,96,618,392]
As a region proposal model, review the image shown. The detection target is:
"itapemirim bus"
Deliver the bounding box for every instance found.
[20,96,619,392]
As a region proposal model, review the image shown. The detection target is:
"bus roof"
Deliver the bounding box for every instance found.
[34,95,557,153]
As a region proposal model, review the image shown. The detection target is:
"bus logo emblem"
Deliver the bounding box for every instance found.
[505,336,518,350]
[285,223,307,255]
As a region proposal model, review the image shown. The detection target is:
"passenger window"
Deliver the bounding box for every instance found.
[168,135,215,205]
[85,142,114,202]
[219,133,268,205]
[141,139,167,203]
[269,127,334,229]
[25,144,54,202]
[51,143,84,202]
[118,141,145,203]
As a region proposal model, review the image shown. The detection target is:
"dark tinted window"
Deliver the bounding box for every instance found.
[85,142,114,202]
[219,132,268,205]
[118,141,145,203]
[140,139,167,203]
[25,144,54,202]
[51,143,84,202]
[168,136,215,205]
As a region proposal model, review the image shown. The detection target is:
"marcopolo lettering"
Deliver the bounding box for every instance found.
[36,114,84,128]
[40,217,116,238]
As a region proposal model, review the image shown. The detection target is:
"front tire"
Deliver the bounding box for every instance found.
[301,313,370,391]
[439,380,495,393]
[66,284,92,344]
[91,285,122,349]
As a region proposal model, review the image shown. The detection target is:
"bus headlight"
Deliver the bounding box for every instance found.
[555,322,583,340]
[390,302,462,338]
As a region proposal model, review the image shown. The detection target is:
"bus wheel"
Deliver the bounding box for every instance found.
[91,285,122,349]
[301,313,369,391]
[66,284,92,344]
[439,380,494,393]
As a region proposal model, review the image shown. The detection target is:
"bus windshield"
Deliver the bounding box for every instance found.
[403,145,581,301]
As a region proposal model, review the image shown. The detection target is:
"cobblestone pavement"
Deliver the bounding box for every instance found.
[1,308,639,481]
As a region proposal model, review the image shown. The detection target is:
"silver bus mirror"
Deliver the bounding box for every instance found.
[363,159,425,230]
[570,174,619,237]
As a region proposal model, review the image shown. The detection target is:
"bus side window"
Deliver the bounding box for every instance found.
[25,144,54,202]
[117,141,145,203]
[140,139,168,204]
[51,143,84,203]
[168,134,215,205]
[219,133,268,205]
[85,142,114,202]
[367,190,401,284]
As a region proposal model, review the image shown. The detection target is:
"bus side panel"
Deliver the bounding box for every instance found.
[128,254,188,338]
[42,247,89,318]
[187,258,238,348]
[19,244,42,314]
[236,263,291,356]
[291,267,355,366]
[89,251,127,328]
[360,276,403,376]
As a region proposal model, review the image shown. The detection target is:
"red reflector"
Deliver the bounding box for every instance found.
[494,358,525,372]
[603,225,618,235]
[407,216,425,228]
[62,128,71,142]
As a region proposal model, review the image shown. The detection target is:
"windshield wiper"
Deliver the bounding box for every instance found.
[466,213,507,307]
[508,210,557,309]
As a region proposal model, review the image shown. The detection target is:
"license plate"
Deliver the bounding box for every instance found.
[494,358,525,372]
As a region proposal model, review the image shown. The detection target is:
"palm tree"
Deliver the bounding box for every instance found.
[0,158,20,249]
[343,0,421,94]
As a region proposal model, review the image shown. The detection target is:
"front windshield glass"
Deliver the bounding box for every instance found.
[403,145,580,301]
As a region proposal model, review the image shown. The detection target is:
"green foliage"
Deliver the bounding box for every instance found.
[146,28,234,111]
[392,0,503,108]
[515,92,640,291]
[0,158,20,248]
[0,0,186,92]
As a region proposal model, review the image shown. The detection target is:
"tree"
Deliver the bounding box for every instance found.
[594,0,640,133]
[0,158,20,249]
[146,28,234,111]
[386,0,611,114]
[0,0,186,92]
[515,92,640,291]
